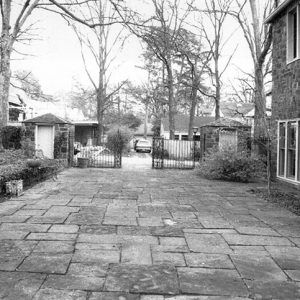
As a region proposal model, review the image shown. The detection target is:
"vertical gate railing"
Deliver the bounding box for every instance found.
[73,143,122,168]
[152,137,200,169]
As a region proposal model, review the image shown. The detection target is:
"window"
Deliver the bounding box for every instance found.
[277,120,300,184]
[287,6,300,62]
[174,135,180,140]
[181,135,188,141]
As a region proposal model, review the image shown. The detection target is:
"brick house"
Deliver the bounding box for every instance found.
[266,0,300,186]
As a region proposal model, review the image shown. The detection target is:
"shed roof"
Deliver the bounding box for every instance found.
[74,120,98,126]
[23,113,72,124]
[162,114,215,132]
[201,118,250,128]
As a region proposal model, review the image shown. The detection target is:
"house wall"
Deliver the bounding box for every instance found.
[272,11,300,122]
[271,5,300,185]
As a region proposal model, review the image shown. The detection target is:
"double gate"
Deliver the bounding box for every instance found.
[73,144,122,168]
[152,137,200,169]
[72,137,199,170]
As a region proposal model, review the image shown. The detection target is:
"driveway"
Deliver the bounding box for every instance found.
[0,167,300,299]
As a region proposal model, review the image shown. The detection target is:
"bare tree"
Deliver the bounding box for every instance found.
[201,0,236,120]
[120,0,194,139]
[175,28,212,140]
[228,0,278,196]
[229,75,255,104]
[71,0,127,144]
[0,0,124,144]
[229,0,277,153]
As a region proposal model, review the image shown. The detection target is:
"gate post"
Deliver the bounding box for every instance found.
[193,139,196,168]
[114,150,122,168]
[152,137,164,169]
[68,128,75,167]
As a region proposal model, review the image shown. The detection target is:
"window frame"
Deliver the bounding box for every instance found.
[277,119,300,184]
[287,4,300,63]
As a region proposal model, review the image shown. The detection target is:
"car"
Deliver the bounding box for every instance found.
[135,139,152,153]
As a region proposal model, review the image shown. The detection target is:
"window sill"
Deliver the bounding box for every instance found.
[287,57,300,65]
[277,175,300,186]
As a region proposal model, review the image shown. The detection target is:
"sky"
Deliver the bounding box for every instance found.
[10,0,256,98]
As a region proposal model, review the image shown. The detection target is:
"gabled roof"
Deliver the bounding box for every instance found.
[201,118,250,128]
[162,114,215,132]
[265,0,295,23]
[23,113,72,124]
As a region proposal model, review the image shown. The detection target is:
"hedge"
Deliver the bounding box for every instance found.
[0,158,67,195]
[1,126,26,149]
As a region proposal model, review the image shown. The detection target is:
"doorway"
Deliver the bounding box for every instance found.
[36,125,54,158]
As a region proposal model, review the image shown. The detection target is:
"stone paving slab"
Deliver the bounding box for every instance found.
[33,288,87,300]
[18,253,72,274]
[43,274,105,291]
[0,271,46,299]
[178,268,248,296]
[231,254,287,281]
[1,167,300,299]
[104,264,179,294]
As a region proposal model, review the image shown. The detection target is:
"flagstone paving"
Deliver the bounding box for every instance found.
[0,166,300,299]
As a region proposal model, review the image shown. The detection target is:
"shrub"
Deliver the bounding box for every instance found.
[106,126,133,154]
[21,138,35,158]
[198,146,264,183]
[0,154,66,194]
[1,126,25,149]
[0,149,27,165]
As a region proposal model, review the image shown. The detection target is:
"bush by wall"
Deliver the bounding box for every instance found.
[1,126,25,149]
[198,146,265,183]
[0,151,66,194]
[106,126,133,154]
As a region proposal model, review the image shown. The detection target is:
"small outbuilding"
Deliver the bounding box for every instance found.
[23,113,74,164]
[74,120,98,146]
[200,118,251,159]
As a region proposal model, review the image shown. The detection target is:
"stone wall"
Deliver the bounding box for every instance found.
[23,122,74,164]
[271,6,300,180]
[272,11,300,123]
[200,126,251,159]
[54,123,73,160]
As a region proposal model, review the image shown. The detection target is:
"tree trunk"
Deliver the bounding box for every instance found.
[0,70,10,128]
[215,56,220,120]
[188,80,198,140]
[253,64,267,154]
[0,0,12,131]
[250,0,268,155]
[166,60,175,140]
[96,91,104,145]
[96,8,106,146]
[144,104,148,139]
